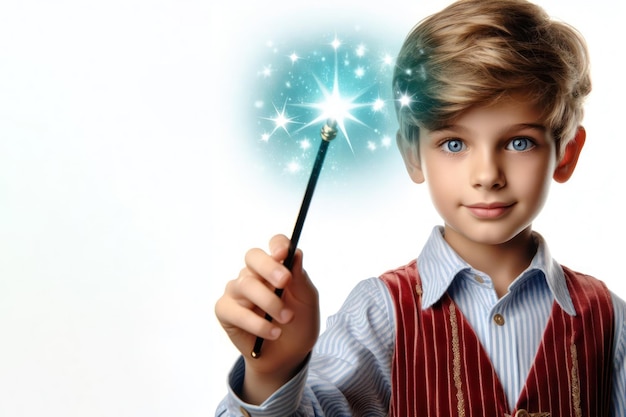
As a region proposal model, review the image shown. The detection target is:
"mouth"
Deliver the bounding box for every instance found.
[464,202,515,219]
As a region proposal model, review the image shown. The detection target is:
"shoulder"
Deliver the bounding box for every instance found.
[322,277,397,351]
[561,265,626,346]
[561,265,614,301]
[331,277,394,321]
[379,259,419,287]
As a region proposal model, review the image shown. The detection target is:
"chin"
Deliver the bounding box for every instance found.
[446,222,533,247]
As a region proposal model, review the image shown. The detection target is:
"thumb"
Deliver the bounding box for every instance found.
[285,248,318,306]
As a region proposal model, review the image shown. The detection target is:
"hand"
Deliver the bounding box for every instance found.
[214,234,320,403]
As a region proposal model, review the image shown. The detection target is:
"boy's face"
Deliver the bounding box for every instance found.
[398,95,583,250]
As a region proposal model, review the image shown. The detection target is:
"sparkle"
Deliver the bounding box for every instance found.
[300,139,311,150]
[261,133,270,142]
[286,160,301,173]
[356,44,366,57]
[262,65,273,77]
[372,98,385,111]
[264,101,297,136]
[382,54,394,66]
[331,37,341,50]
[355,66,365,78]
[399,94,412,107]
[381,135,392,148]
[298,73,368,153]
[289,52,299,63]
[367,141,377,151]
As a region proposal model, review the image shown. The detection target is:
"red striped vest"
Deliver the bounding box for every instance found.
[380,260,614,417]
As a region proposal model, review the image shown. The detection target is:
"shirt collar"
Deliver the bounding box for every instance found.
[417,226,576,315]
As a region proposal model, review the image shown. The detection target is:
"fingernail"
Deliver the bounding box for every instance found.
[270,327,282,339]
[269,243,281,256]
[272,269,286,286]
[280,309,293,323]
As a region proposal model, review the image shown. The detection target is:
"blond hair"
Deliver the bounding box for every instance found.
[393,0,591,155]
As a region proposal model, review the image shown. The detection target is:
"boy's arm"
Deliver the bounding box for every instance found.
[216,277,396,416]
[216,354,313,417]
[214,234,320,405]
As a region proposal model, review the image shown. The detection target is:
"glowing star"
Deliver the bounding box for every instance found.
[300,139,311,150]
[372,98,385,111]
[399,94,412,107]
[264,102,297,137]
[296,43,371,153]
[262,65,273,77]
[286,160,301,173]
[300,78,369,152]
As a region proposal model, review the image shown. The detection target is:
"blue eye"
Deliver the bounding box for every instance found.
[443,139,465,153]
[507,137,535,151]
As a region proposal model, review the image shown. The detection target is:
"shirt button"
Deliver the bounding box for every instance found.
[239,406,252,417]
[493,313,505,326]
[474,274,484,283]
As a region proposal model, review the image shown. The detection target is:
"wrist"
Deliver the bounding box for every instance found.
[241,353,310,405]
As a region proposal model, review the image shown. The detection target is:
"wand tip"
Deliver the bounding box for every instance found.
[320,119,338,142]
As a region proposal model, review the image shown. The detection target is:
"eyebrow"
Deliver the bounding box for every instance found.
[432,123,547,135]
[512,123,547,132]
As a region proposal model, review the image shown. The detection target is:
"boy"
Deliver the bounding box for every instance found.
[215,0,626,415]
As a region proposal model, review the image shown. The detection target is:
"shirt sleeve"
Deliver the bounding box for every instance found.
[611,292,626,417]
[214,277,396,417]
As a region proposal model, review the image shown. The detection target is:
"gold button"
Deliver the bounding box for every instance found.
[493,313,505,326]
[239,406,252,417]
[514,409,530,417]
[474,274,484,283]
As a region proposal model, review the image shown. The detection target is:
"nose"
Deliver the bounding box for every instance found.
[470,149,506,190]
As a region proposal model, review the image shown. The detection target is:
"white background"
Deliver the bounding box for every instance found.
[0,0,624,415]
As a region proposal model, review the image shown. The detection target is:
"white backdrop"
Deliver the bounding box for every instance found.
[0,1,624,415]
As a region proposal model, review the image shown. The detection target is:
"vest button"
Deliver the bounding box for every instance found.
[493,313,505,326]
[514,409,530,417]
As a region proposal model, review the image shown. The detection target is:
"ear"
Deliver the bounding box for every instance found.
[553,126,586,183]
[396,131,425,184]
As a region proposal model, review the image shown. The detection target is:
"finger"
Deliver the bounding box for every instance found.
[244,247,290,289]
[268,234,291,261]
[215,294,283,341]
[283,249,318,306]
[229,274,294,324]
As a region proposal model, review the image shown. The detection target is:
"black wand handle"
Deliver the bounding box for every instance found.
[251,119,338,358]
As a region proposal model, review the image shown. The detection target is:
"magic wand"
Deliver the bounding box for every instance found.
[251,119,338,358]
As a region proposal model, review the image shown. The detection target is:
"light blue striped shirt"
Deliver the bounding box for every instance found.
[217,226,626,416]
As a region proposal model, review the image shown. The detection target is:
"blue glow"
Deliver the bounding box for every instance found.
[245,30,400,186]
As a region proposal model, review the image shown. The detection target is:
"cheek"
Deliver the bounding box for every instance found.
[519,176,551,207]
[510,157,555,205]
[423,162,461,208]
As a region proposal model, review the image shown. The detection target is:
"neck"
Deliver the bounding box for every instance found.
[443,226,537,298]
